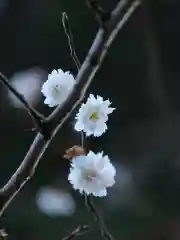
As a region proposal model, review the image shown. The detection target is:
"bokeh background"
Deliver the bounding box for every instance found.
[1,0,180,239]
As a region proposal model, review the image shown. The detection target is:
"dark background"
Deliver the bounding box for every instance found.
[1,0,180,239]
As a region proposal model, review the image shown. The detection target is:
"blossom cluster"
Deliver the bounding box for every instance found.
[41,69,116,197]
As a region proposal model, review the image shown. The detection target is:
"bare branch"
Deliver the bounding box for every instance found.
[0,0,141,218]
[85,195,114,240]
[62,12,80,70]
[62,225,89,240]
[86,0,111,26]
[0,72,47,135]
[0,134,45,216]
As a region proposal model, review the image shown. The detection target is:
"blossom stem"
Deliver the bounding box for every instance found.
[85,194,115,240]
[80,131,84,148]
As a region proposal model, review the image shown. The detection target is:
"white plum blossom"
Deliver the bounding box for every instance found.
[68,151,116,197]
[74,94,115,137]
[41,69,75,107]
[8,68,44,108]
[36,187,75,216]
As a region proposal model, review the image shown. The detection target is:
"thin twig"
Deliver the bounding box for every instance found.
[86,0,104,14]
[105,0,141,48]
[85,195,114,240]
[0,0,141,218]
[62,225,89,240]
[62,12,80,70]
[86,0,111,26]
[0,72,47,135]
[62,11,85,149]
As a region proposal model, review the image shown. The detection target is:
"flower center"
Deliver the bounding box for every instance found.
[86,169,97,181]
[52,85,59,97]
[89,111,99,121]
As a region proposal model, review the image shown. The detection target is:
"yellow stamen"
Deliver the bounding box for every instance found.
[90,112,99,121]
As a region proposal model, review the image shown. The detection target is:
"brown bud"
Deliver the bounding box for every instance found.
[64,145,86,160]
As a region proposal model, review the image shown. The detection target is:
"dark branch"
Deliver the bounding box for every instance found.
[85,195,114,240]
[0,0,141,218]
[0,134,45,217]
[62,225,89,240]
[0,72,47,136]
[86,0,111,26]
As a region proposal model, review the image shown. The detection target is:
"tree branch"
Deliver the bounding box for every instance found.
[0,0,141,218]
[0,72,47,136]
[61,225,89,240]
[85,195,114,240]
[86,0,111,27]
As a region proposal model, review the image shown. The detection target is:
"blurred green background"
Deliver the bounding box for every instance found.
[1,0,180,239]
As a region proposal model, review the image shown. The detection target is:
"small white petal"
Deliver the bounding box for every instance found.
[74,121,84,132]
[41,68,75,107]
[93,121,107,137]
[71,155,86,168]
[68,151,116,197]
[99,169,116,187]
[93,188,107,197]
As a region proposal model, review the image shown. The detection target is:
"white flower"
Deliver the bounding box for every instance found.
[41,69,75,107]
[68,151,116,197]
[74,94,115,137]
[8,68,44,108]
[36,187,75,217]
